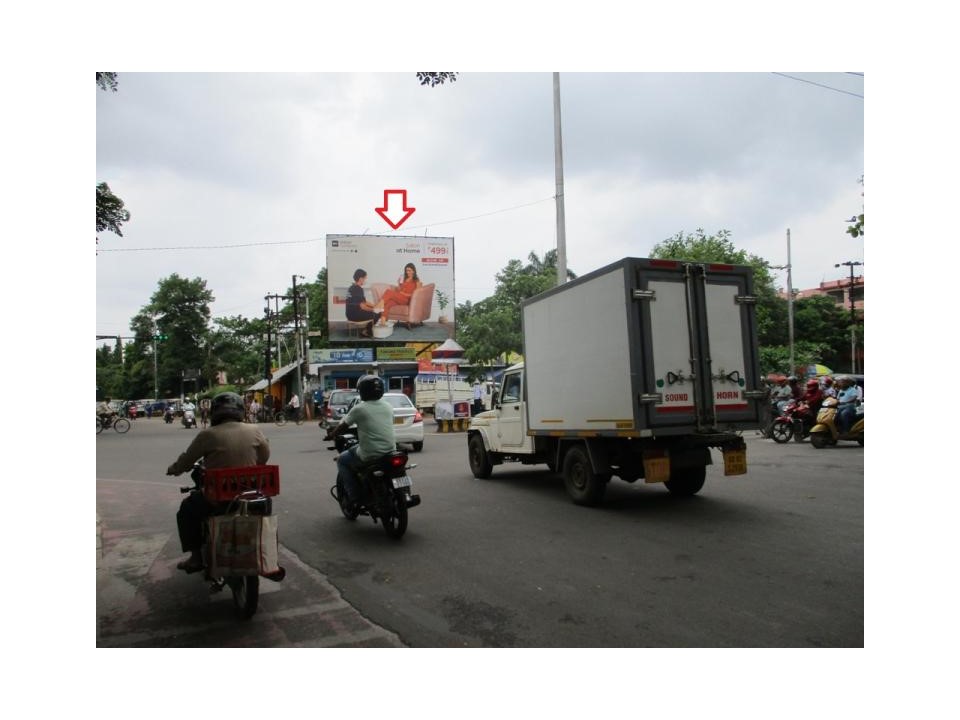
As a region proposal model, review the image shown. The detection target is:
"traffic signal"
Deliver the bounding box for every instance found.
[153,333,168,341]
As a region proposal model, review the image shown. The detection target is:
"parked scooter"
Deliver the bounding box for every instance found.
[177,460,284,619]
[809,397,864,448]
[326,433,420,539]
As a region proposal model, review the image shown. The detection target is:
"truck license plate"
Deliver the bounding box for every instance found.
[723,448,747,476]
[392,476,412,489]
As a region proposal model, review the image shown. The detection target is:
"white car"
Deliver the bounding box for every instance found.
[382,392,424,452]
[343,392,424,452]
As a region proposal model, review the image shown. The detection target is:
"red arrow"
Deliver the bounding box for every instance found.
[375,189,416,229]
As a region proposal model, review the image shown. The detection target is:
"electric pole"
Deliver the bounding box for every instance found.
[835,260,863,373]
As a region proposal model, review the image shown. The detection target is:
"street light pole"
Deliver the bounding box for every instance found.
[835,260,863,373]
[553,72,567,286]
[786,229,794,375]
[771,228,795,374]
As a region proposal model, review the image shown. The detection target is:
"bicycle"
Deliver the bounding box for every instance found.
[274,406,304,426]
[97,415,131,434]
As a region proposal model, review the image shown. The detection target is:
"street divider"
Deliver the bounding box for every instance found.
[436,418,470,433]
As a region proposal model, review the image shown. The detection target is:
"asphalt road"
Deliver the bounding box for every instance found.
[96,416,863,647]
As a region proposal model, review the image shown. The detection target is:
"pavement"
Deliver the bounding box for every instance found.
[96,508,408,647]
[95,414,473,647]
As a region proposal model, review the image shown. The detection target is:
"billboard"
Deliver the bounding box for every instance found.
[326,234,455,343]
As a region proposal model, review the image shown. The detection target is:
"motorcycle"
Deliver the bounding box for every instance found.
[809,396,864,448]
[164,407,175,424]
[182,407,197,428]
[178,461,285,619]
[326,433,421,539]
[769,399,818,444]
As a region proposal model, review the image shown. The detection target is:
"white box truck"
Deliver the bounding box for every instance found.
[467,257,763,505]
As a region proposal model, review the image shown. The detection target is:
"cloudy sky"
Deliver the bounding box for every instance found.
[95,71,863,342]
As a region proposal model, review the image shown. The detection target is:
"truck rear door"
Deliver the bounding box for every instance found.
[635,259,762,432]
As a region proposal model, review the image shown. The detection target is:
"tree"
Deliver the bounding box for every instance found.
[97,73,130,241]
[96,182,130,237]
[96,72,118,92]
[456,249,575,364]
[416,72,458,87]
[129,275,215,397]
[650,228,785,347]
[846,175,864,238]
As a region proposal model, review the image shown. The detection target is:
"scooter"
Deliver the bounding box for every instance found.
[326,433,420,539]
[182,408,197,428]
[177,461,285,619]
[809,397,864,448]
[164,407,175,424]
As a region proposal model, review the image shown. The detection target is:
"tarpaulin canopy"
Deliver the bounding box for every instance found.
[431,338,464,359]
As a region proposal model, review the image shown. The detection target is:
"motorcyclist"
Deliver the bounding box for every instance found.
[796,378,824,429]
[165,392,270,573]
[835,377,860,434]
[820,376,837,398]
[771,377,794,414]
[323,375,396,512]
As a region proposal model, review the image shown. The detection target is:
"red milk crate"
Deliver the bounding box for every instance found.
[202,464,280,503]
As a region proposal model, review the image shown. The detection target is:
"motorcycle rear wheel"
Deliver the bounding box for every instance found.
[770,419,793,444]
[382,494,408,539]
[226,575,259,619]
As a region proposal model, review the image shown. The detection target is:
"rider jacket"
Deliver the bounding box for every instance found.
[167,419,270,476]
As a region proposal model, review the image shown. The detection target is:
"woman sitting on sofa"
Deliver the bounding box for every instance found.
[375,262,423,326]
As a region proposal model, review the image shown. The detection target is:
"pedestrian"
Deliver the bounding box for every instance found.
[249,397,260,423]
[472,380,484,415]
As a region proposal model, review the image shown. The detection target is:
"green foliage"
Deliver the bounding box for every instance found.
[96,182,130,237]
[846,175,864,238]
[649,228,785,348]
[417,72,458,87]
[96,72,118,92]
[456,249,574,364]
[846,213,864,238]
[124,275,214,398]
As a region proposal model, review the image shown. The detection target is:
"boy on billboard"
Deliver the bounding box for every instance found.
[345,268,382,337]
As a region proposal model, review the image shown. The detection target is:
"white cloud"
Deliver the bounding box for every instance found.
[96,71,863,340]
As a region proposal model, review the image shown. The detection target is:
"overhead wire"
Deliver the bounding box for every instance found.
[95,196,557,253]
[771,72,863,99]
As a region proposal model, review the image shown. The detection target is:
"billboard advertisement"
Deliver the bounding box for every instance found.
[326,234,455,342]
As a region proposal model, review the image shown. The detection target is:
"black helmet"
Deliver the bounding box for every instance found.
[357,374,384,401]
[210,392,245,425]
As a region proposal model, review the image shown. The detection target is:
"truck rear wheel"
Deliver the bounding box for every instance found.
[664,466,706,496]
[468,434,493,479]
[563,446,608,506]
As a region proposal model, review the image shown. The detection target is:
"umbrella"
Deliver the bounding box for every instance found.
[806,364,832,377]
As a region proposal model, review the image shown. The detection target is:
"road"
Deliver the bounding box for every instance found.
[96,417,863,647]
